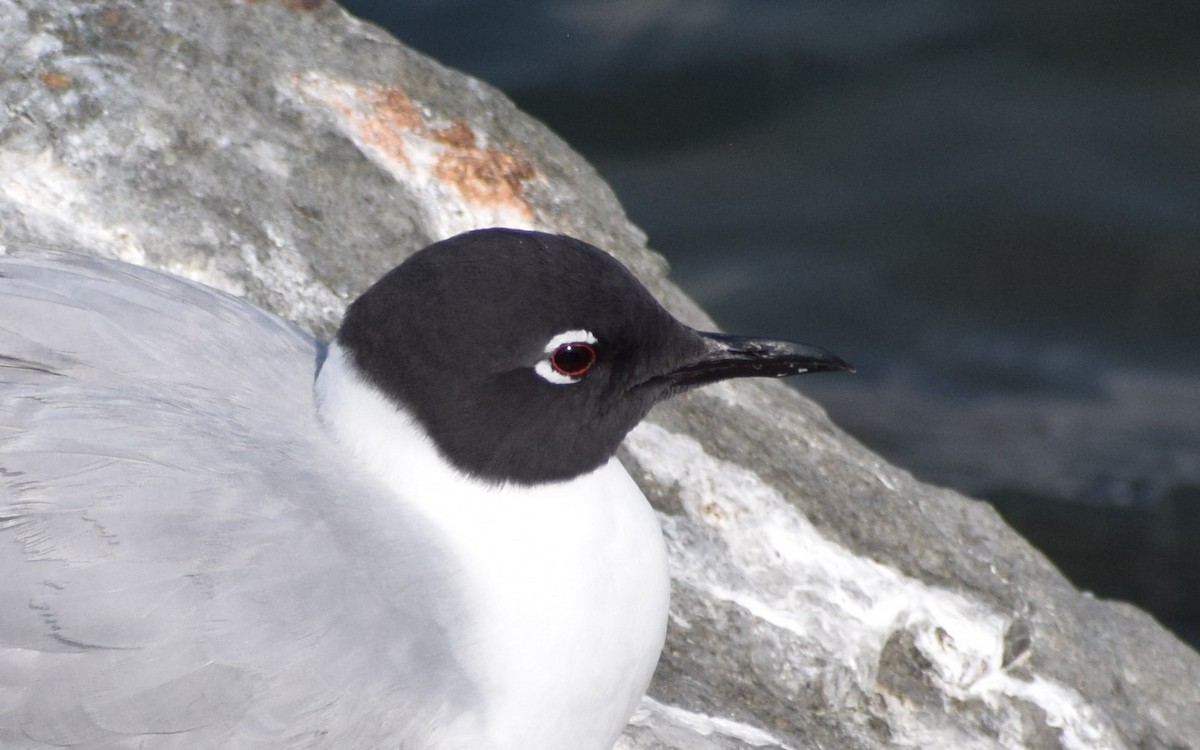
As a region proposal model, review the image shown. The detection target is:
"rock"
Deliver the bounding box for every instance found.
[1,2,1197,748]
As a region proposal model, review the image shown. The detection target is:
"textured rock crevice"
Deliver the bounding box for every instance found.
[1,2,1198,748]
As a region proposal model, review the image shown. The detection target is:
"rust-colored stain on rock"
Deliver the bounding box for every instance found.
[285,0,326,11]
[356,85,424,168]
[38,71,72,90]
[99,7,125,28]
[295,74,537,217]
[432,120,536,210]
[244,0,327,10]
[432,121,477,149]
[434,140,536,210]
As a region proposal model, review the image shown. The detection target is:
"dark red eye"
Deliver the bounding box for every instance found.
[550,342,597,377]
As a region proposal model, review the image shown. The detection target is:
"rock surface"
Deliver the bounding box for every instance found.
[1,2,1197,748]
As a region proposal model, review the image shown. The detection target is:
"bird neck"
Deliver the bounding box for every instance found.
[313,341,671,749]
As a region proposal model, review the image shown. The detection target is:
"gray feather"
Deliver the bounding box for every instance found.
[0,250,479,748]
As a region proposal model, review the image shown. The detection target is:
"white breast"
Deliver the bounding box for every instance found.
[315,343,670,750]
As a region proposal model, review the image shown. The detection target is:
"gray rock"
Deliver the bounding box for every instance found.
[1,2,1197,748]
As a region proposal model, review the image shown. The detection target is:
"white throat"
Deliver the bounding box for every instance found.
[314,342,670,750]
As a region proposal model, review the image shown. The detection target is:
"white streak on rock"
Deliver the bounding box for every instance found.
[625,696,799,750]
[243,223,344,327]
[20,31,63,59]
[625,421,1126,750]
[0,149,147,266]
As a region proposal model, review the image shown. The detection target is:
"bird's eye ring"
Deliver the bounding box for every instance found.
[550,342,597,378]
[534,329,598,385]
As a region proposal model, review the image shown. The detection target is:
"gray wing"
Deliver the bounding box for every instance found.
[0,251,478,748]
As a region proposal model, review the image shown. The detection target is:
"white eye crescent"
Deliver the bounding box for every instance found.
[534,330,598,385]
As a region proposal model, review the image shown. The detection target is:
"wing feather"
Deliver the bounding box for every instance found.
[0,251,478,748]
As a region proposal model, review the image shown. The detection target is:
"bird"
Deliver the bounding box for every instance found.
[0,227,851,749]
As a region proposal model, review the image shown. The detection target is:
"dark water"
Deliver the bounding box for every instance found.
[340,1,1200,647]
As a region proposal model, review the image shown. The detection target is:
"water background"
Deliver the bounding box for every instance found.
[340,0,1200,647]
